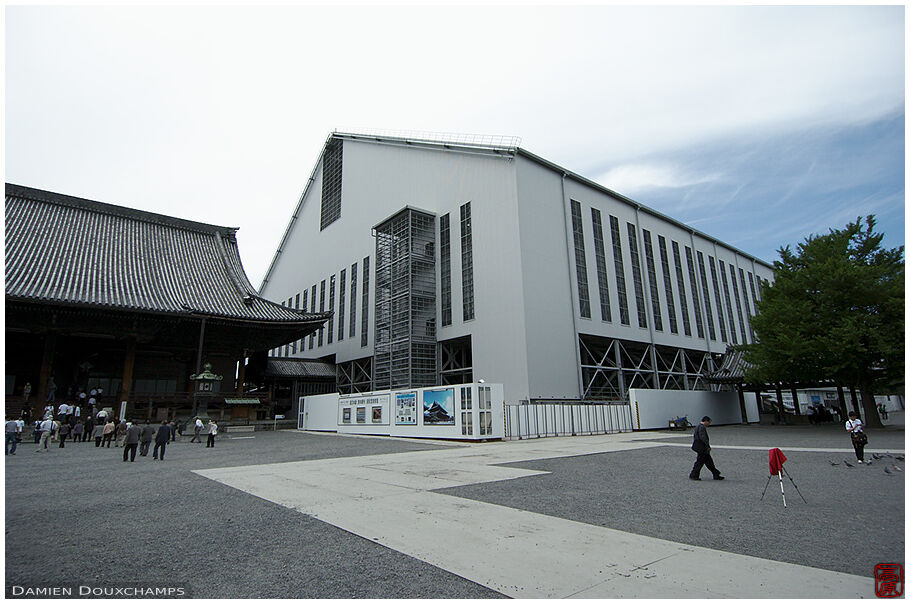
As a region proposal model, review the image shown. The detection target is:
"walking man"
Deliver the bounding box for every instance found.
[36,417,54,452]
[190,417,203,443]
[153,420,170,461]
[122,421,141,462]
[6,415,19,455]
[690,416,724,481]
[139,421,155,456]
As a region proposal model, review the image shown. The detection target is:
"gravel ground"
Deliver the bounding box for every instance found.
[5,430,502,599]
[437,424,905,578]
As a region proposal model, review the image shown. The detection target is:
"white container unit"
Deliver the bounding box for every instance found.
[298,382,504,441]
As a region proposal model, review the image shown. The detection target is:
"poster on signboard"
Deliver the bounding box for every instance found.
[423,388,455,425]
[342,408,351,424]
[356,407,366,423]
[395,392,417,425]
[372,406,383,423]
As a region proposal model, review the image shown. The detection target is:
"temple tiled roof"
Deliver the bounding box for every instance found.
[265,358,337,379]
[5,183,329,325]
[705,347,753,384]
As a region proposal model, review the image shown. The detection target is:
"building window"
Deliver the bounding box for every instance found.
[696,251,716,341]
[672,241,691,337]
[282,300,290,356]
[439,335,472,385]
[708,257,727,342]
[320,140,343,231]
[361,256,370,347]
[318,280,326,347]
[460,202,475,321]
[328,275,336,345]
[479,386,493,436]
[570,201,592,319]
[730,264,748,344]
[590,209,613,322]
[440,213,452,327]
[656,236,678,334]
[749,271,760,306]
[301,289,308,351]
[309,284,317,350]
[460,386,473,436]
[338,269,346,342]
[350,262,358,339]
[609,216,630,325]
[740,268,756,341]
[719,260,737,344]
[626,223,648,329]
[642,230,663,331]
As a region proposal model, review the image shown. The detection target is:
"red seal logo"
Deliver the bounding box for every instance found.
[875,563,903,598]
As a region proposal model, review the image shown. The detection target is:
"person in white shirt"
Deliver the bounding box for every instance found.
[36,418,54,451]
[15,419,24,444]
[191,417,204,443]
[206,420,218,448]
[845,411,867,463]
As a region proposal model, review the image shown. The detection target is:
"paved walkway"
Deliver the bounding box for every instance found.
[196,431,897,598]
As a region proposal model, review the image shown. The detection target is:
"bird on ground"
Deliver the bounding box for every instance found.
[893,465,903,472]
[843,459,854,467]
[884,466,892,474]
[896,456,905,462]
[829,461,840,466]
[872,453,884,460]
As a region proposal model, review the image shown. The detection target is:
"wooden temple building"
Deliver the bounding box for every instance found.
[5,184,331,423]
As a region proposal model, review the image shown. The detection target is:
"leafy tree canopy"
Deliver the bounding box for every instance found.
[743,216,904,405]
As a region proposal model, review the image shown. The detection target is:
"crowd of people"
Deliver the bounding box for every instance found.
[6,393,220,460]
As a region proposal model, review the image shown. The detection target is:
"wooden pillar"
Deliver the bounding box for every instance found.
[236,356,246,394]
[119,339,136,418]
[790,386,801,415]
[36,333,57,409]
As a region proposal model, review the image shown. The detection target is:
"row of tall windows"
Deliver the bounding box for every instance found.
[270,256,372,357]
[440,203,476,326]
[568,201,762,347]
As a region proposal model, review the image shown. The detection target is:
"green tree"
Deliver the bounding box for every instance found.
[743,216,904,428]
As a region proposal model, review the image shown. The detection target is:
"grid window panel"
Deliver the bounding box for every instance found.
[328,275,336,345]
[642,230,663,331]
[609,216,630,325]
[590,209,612,322]
[361,257,370,347]
[739,267,755,340]
[350,262,358,339]
[730,264,748,344]
[320,140,343,230]
[570,201,592,319]
[301,289,309,351]
[460,202,475,321]
[657,236,678,334]
[708,257,727,342]
[318,280,326,347]
[338,269,346,342]
[718,260,737,344]
[461,386,472,410]
[671,241,691,336]
[696,251,717,341]
[440,213,452,327]
[626,222,648,329]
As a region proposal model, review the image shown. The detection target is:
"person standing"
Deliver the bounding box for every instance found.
[15,417,24,444]
[114,419,127,448]
[102,419,115,448]
[72,420,84,444]
[36,417,54,452]
[6,416,19,455]
[190,417,203,443]
[845,411,868,463]
[139,421,155,456]
[122,421,141,462]
[206,420,218,448]
[93,421,105,447]
[153,421,170,461]
[83,415,94,443]
[689,416,724,481]
[57,421,70,448]
[33,419,42,444]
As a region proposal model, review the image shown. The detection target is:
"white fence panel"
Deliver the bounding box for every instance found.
[504,401,633,440]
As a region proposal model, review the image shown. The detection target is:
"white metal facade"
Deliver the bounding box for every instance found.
[259,133,775,404]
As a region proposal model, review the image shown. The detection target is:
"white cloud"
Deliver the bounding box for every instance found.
[595,163,721,195]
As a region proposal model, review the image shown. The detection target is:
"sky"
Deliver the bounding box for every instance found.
[5,4,905,288]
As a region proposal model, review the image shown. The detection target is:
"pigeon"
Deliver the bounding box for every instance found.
[896,456,904,462]
[893,465,903,472]
[884,466,892,474]
[829,460,840,466]
[843,459,854,468]
[872,453,884,460]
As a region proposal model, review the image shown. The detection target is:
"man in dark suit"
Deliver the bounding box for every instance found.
[139,420,155,456]
[153,420,170,461]
[690,416,724,481]
[123,421,142,462]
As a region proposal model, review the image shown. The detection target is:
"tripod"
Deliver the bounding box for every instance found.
[761,466,808,507]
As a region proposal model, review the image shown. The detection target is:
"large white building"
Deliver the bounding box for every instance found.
[259,132,775,405]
